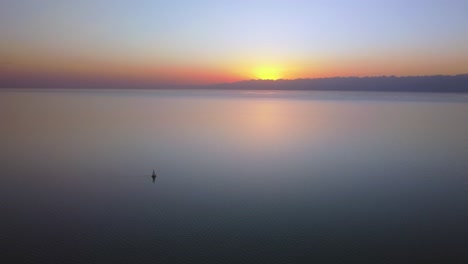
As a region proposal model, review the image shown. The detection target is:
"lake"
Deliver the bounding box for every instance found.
[1,89,467,263]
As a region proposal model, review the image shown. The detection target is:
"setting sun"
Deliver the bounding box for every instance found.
[254,67,282,80]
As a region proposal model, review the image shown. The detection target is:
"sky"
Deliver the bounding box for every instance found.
[1,0,468,87]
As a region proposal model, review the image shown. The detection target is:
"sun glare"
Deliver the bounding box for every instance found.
[255,67,281,80]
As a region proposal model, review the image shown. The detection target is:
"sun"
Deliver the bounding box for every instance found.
[254,67,281,80]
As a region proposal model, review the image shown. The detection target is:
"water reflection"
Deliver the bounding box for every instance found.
[0,90,467,263]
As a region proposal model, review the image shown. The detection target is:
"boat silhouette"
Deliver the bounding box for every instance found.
[152,169,157,183]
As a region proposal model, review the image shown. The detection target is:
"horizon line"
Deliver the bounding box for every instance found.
[2,73,468,90]
[206,73,468,85]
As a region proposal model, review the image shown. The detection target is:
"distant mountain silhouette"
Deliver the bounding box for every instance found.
[205,74,468,93]
[2,74,468,92]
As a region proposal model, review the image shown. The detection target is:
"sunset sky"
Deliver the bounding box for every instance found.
[1,0,468,87]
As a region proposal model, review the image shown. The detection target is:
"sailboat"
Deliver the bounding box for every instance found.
[151,169,157,183]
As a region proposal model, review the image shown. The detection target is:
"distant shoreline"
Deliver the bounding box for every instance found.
[1,74,468,93]
[204,74,468,93]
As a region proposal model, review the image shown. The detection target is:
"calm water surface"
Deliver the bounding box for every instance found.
[1,90,467,263]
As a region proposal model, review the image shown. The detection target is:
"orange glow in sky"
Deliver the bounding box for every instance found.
[1,1,468,87]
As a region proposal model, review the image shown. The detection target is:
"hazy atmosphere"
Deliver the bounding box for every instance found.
[2,1,468,263]
[1,0,468,87]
